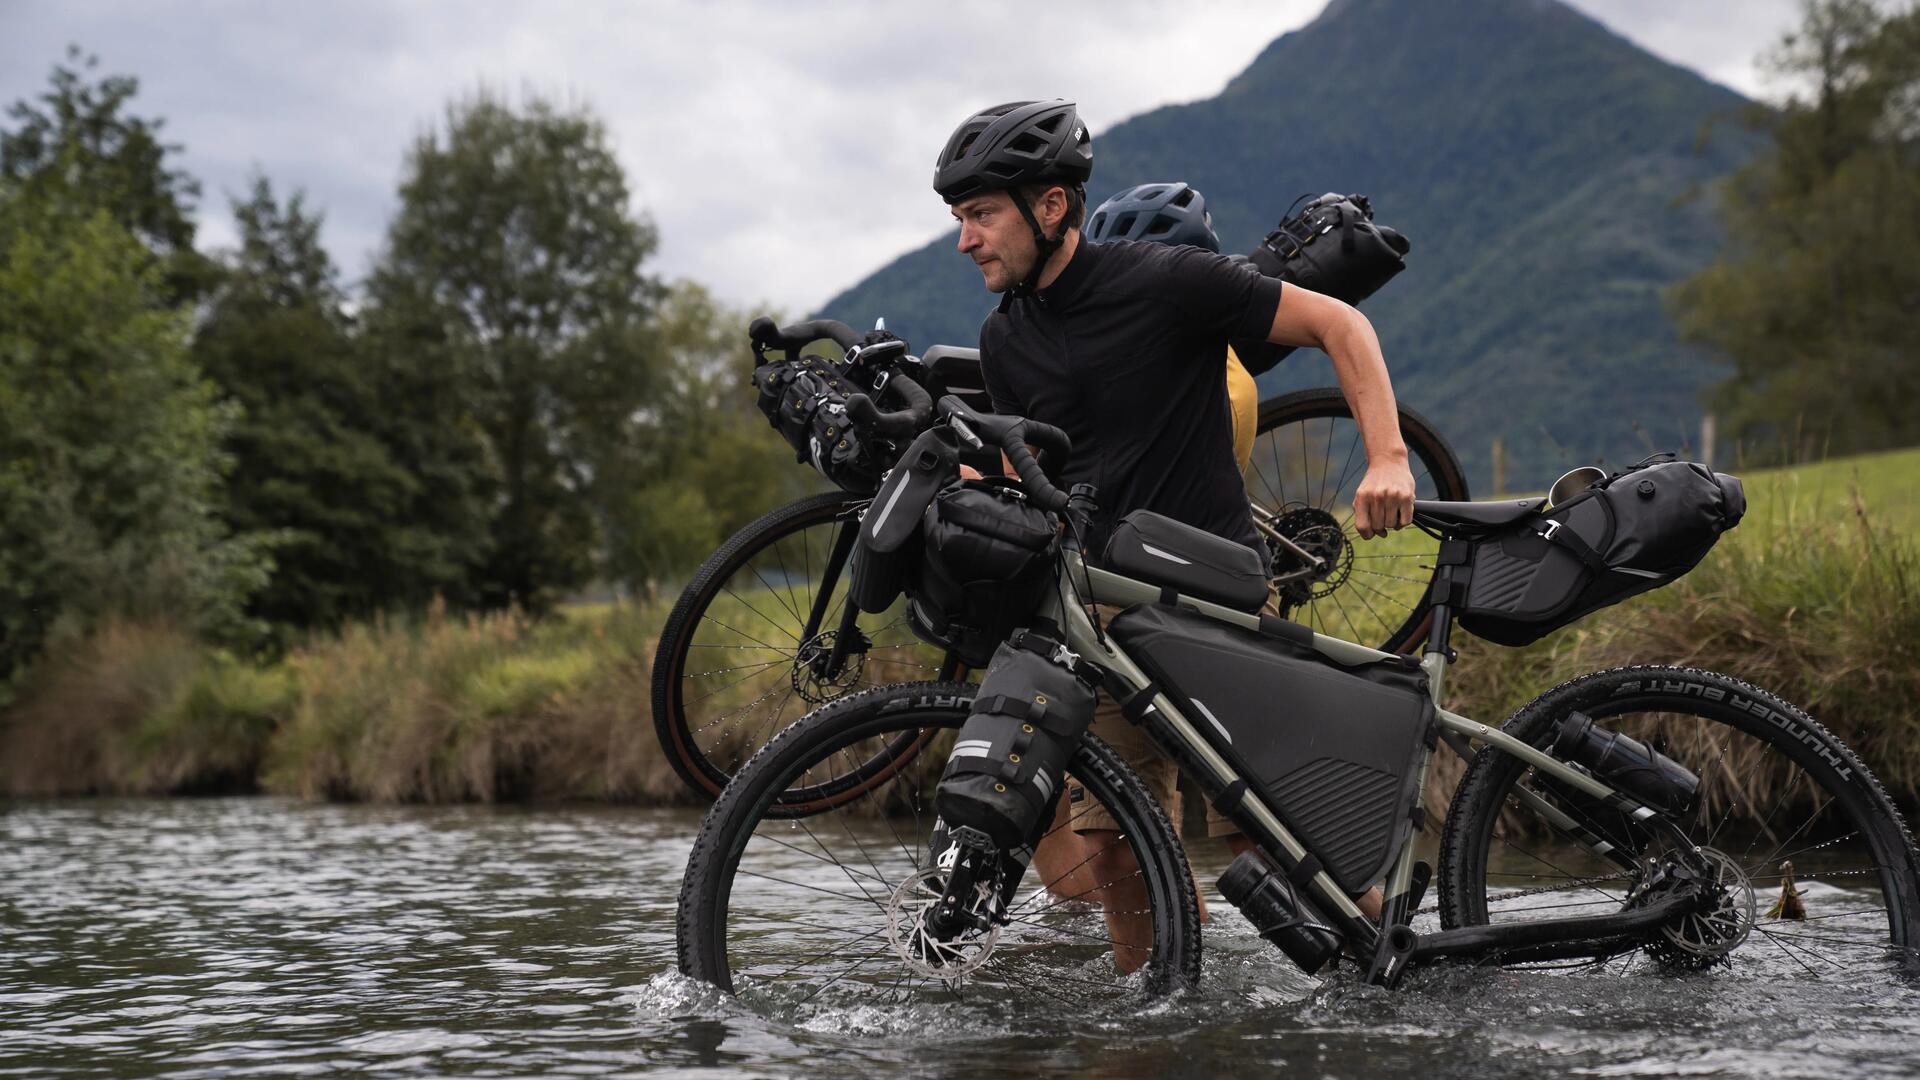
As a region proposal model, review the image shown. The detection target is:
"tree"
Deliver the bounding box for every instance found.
[364,89,662,610]
[607,281,815,588]
[193,176,466,637]
[1669,1,1920,459]
[0,187,267,686]
[1,47,213,302]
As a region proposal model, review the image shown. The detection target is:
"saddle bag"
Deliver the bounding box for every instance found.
[1107,602,1433,896]
[1238,193,1410,377]
[905,478,1060,667]
[935,633,1100,849]
[1445,456,1746,647]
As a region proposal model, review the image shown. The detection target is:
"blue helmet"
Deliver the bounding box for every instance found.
[1084,182,1219,252]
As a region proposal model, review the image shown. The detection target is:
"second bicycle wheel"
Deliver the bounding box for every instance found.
[1247,387,1469,653]
[652,491,954,802]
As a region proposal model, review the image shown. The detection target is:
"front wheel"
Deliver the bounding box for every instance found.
[1438,665,1920,976]
[675,681,1202,1013]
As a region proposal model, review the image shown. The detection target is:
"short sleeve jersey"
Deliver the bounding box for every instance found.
[978,238,1285,557]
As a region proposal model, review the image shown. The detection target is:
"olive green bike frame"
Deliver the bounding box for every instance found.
[1042,548,1669,967]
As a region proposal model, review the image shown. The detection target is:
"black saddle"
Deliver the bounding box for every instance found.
[1412,498,1545,533]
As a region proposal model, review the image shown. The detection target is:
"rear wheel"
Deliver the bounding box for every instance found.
[675,681,1203,1012]
[1439,666,1920,976]
[1247,388,1468,653]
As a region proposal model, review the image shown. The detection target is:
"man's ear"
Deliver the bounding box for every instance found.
[1036,185,1068,233]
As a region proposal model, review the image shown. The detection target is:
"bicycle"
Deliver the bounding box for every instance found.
[652,316,1470,801]
[674,392,1920,1011]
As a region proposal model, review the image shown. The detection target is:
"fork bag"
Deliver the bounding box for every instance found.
[935,633,1099,849]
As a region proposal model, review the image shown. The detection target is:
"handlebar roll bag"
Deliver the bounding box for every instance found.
[905,478,1059,668]
[935,635,1099,849]
[751,353,884,493]
[1449,457,1745,647]
[1108,602,1433,895]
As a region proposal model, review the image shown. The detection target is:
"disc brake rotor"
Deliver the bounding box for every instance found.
[791,629,867,705]
[884,867,1003,981]
[1271,505,1354,605]
[1641,847,1756,969]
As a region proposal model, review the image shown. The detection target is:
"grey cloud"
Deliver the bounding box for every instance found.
[2,0,1800,315]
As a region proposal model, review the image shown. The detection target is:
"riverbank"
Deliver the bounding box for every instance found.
[3,451,1916,807]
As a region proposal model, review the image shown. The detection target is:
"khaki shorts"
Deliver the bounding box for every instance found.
[1065,603,1246,839]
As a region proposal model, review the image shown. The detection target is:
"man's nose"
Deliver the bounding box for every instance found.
[956,222,979,252]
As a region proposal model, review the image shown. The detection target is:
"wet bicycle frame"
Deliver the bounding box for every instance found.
[1039,542,1713,986]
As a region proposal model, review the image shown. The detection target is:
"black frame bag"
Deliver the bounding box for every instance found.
[1445,455,1746,647]
[1107,601,1434,895]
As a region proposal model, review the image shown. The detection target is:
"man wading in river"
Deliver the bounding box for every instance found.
[935,99,1415,970]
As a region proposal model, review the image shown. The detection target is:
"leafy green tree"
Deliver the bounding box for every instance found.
[608,281,814,589]
[1670,1,1920,459]
[194,176,465,637]
[1,47,214,302]
[0,187,267,686]
[364,89,662,610]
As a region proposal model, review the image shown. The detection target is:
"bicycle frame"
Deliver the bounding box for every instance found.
[1040,548,1705,983]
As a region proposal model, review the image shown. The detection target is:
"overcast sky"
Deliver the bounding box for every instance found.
[0,0,1803,314]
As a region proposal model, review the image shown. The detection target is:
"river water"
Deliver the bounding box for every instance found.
[3,798,1917,1078]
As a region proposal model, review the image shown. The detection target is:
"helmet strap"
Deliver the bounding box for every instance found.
[1010,191,1064,296]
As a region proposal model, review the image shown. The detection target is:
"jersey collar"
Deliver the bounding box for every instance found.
[1034,234,1098,306]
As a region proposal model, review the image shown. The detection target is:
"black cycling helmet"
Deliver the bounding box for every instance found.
[935,100,1092,292]
[1085,182,1220,252]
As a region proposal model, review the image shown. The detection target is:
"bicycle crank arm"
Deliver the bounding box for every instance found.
[1406,889,1705,967]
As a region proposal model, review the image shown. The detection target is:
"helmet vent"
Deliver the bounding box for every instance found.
[1007,132,1047,157]
[1170,188,1194,208]
[1147,215,1176,236]
[1114,212,1138,236]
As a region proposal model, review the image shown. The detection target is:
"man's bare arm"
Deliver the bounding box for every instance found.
[1266,286,1415,538]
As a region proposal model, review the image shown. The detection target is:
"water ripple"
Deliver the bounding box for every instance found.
[3,798,1917,1078]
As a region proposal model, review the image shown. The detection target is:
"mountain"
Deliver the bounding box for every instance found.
[819,0,1760,490]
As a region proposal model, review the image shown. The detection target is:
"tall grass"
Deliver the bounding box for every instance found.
[260,601,690,803]
[0,619,292,796]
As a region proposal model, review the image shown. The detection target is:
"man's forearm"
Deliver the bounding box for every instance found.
[1321,308,1407,466]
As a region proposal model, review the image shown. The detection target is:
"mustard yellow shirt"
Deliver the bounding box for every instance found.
[1225,347,1257,475]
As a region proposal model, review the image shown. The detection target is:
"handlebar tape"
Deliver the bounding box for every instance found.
[748,316,861,353]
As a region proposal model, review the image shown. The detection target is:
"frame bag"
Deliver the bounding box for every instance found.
[1445,456,1746,647]
[1108,602,1434,896]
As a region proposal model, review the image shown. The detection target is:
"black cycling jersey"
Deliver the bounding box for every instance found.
[978,237,1285,559]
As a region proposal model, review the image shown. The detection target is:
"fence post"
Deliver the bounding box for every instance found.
[1491,436,1507,498]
